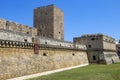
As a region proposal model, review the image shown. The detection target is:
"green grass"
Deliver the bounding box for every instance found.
[27,63,120,80]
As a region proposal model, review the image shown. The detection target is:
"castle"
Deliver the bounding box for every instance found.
[0,4,119,80]
[74,34,119,64]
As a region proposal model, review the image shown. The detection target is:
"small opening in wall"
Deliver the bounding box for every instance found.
[6,22,8,26]
[93,56,96,60]
[43,53,47,56]
[26,32,29,34]
[105,39,107,41]
[60,44,61,46]
[72,53,75,56]
[59,32,61,34]
[45,42,47,44]
[6,23,9,30]
[91,38,95,40]
[88,45,92,48]
[24,39,27,42]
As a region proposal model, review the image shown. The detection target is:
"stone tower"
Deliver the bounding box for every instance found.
[34,4,64,40]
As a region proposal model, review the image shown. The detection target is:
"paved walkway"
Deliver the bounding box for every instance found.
[7,63,89,80]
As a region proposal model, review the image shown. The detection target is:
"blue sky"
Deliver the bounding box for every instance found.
[0,0,120,42]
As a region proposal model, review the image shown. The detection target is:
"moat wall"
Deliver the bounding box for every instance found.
[0,47,88,80]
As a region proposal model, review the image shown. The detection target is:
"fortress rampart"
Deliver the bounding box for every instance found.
[0,26,86,50]
[0,4,119,79]
[0,19,37,36]
[0,47,88,80]
[0,34,88,80]
[0,18,88,80]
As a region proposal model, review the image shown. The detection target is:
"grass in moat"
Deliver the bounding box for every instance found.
[27,63,120,80]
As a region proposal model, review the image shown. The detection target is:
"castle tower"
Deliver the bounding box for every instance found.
[34,4,64,40]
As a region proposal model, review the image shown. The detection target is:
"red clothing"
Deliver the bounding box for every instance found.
[34,43,39,54]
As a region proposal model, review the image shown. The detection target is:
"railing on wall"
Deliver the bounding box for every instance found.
[0,39,87,51]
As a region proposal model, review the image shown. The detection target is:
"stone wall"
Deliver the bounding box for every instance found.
[0,47,88,80]
[0,29,32,43]
[73,34,120,64]
[103,41,116,50]
[87,51,101,63]
[0,29,86,50]
[0,28,88,79]
[53,5,64,40]
[39,36,86,50]
[0,18,37,36]
[34,5,64,40]
[34,5,54,38]
[104,52,120,64]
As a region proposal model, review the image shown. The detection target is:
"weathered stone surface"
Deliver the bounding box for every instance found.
[0,29,32,43]
[34,5,64,40]
[0,29,86,50]
[74,34,120,64]
[39,36,86,50]
[104,52,120,64]
[0,48,88,80]
[0,18,37,36]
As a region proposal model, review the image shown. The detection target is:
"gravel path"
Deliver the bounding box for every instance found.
[7,63,89,80]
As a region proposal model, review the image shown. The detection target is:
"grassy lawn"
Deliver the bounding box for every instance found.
[27,63,120,80]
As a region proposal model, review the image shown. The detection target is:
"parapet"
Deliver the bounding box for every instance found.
[0,28,86,50]
[0,18,37,36]
[74,33,116,43]
[80,33,103,38]
[80,34,115,40]
[0,18,86,50]
[39,36,86,50]
[0,28,32,43]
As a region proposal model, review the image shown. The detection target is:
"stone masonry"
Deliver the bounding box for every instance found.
[0,18,37,37]
[0,4,119,80]
[74,34,120,64]
[0,39,88,80]
[34,5,64,40]
[0,4,89,79]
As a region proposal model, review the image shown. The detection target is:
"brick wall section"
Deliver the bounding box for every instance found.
[0,47,88,80]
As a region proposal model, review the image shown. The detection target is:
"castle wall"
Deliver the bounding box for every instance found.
[39,36,73,48]
[104,52,120,64]
[39,36,86,50]
[0,27,88,79]
[74,34,120,64]
[0,47,88,80]
[0,19,37,36]
[87,51,101,63]
[0,28,86,50]
[103,41,116,50]
[0,29,32,43]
